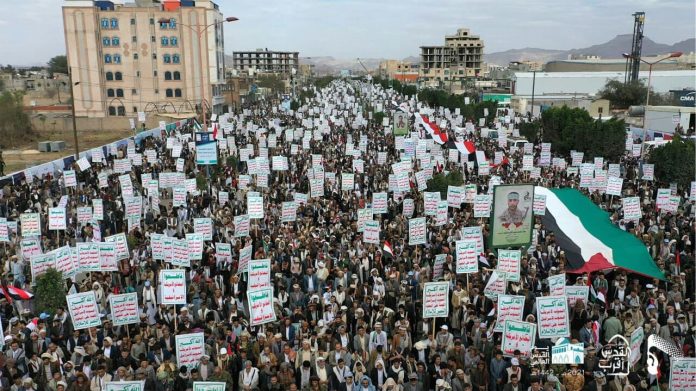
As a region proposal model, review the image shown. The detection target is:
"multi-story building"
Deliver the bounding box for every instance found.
[62,0,231,119]
[419,28,484,89]
[232,49,299,75]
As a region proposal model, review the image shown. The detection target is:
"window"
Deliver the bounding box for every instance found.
[110,18,119,29]
[104,54,112,63]
[164,71,172,80]
[154,89,159,94]
[133,106,138,112]
[108,106,116,116]
[172,54,180,64]
[112,37,120,46]
[130,18,136,25]
[152,53,157,60]
[117,106,126,116]
[133,53,139,60]
[115,72,122,80]
[106,72,114,81]
[102,37,111,46]
[153,70,158,76]
[107,88,115,97]
[173,71,181,80]
[151,35,156,43]
[170,37,178,46]
[174,88,182,97]
[101,18,109,29]
[159,21,168,29]
[161,37,169,46]
[113,54,121,64]
[598,107,604,114]
[163,54,171,64]
[169,18,176,28]
[132,36,137,43]
[132,89,137,95]
[150,18,155,25]
[116,89,124,97]
[165,88,173,97]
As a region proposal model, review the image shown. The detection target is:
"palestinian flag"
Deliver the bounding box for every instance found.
[415,114,448,145]
[535,187,664,280]
[383,240,395,258]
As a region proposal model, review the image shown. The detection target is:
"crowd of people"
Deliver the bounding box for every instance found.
[0,79,693,391]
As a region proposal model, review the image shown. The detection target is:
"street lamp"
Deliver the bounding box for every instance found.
[622,51,682,106]
[158,16,238,130]
[622,51,682,144]
[67,66,81,159]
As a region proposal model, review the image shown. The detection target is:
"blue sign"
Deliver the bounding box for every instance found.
[195,132,217,165]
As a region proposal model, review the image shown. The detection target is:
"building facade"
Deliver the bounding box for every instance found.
[232,50,299,75]
[419,28,484,89]
[62,0,229,119]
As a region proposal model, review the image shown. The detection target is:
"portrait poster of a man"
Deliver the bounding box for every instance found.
[490,184,534,248]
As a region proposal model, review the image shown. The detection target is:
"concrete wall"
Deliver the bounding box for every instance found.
[29,114,174,132]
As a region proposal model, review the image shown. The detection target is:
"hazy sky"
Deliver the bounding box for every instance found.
[0,0,693,65]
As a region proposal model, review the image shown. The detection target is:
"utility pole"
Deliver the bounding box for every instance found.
[68,67,79,159]
[530,70,537,119]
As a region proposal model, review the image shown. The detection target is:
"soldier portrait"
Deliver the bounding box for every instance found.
[491,184,534,248]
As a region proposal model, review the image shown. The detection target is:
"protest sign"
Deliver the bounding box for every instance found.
[99,242,118,271]
[669,358,696,390]
[491,184,534,248]
[494,295,525,333]
[234,215,250,237]
[409,217,427,245]
[105,382,145,391]
[622,197,642,220]
[248,288,277,325]
[373,192,388,214]
[48,208,67,230]
[20,213,41,237]
[629,326,644,366]
[497,249,521,282]
[363,220,380,244]
[447,186,464,208]
[248,259,272,290]
[484,270,507,300]
[66,292,101,330]
[502,320,537,357]
[423,282,449,318]
[642,164,654,181]
[53,246,77,279]
[281,201,297,222]
[435,201,448,226]
[606,177,624,196]
[565,286,590,307]
[548,273,566,297]
[342,173,354,191]
[160,270,187,305]
[536,296,570,339]
[30,253,56,281]
[77,242,100,272]
[455,240,478,274]
[424,192,440,215]
[193,218,213,241]
[109,292,140,326]
[192,383,227,391]
[532,194,546,216]
[461,226,484,254]
[215,242,231,264]
[186,233,204,261]
[473,195,492,218]
[247,196,264,219]
[176,333,206,369]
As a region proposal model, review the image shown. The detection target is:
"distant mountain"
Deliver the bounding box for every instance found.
[484,35,695,66]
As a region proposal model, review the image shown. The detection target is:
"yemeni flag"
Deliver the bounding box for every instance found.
[212,123,219,140]
[1,283,34,301]
[415,114,448,145]
[454,139,476,156]
[536,187,665,280]
[383,240,395,258]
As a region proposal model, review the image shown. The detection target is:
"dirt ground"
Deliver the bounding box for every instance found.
[2,128,134,175]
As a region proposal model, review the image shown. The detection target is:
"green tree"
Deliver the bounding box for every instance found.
[539,106,626,161]
[648,134,695,188]
[47,55,68,76]
[0,91,33,148]
[599,79,647,109]
[427,171,464,198]
[290,100,300,111]
[34,268,67,315]
[256,74,286,94]
[519,120,541,143]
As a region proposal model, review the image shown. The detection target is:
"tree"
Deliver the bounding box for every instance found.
[0,91,33,148]
[427,170,464,198]
[599,79,647,109]
[256,74,286,94]
[539,106,626,161]
[34,268,67,315]
[648,134,695,188]
[519,120,541,143]
[373,111,385,126]
[47,55,68,76]
[290,99,300,111]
